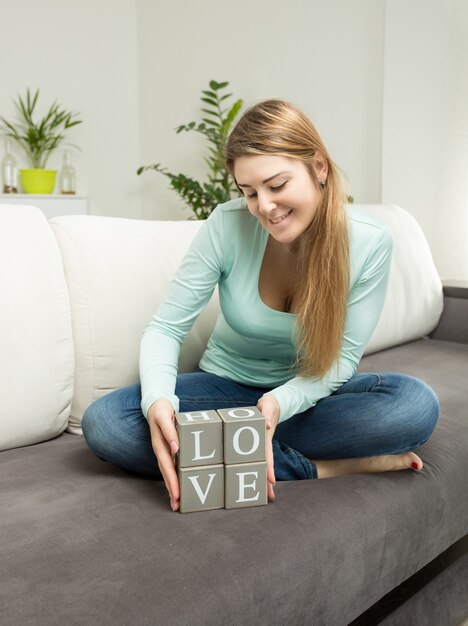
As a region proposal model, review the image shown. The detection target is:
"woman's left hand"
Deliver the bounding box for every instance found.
[257,394,280,502]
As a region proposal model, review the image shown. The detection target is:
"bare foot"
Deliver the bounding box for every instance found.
[314,451,423,479]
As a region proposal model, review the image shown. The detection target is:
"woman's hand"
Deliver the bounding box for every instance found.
[147,398,180,512]
[257,394,280,502]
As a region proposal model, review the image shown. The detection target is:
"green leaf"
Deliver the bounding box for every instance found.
[224,99,243,128]
[201,97,217,107]
[202,117,219,127]
[209,80,220,90]
[201,108,219,117]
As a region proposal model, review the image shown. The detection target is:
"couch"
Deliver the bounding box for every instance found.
[1,202,467,626]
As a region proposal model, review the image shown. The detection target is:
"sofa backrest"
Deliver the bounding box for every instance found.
[355,204,443,354]
[0,201,443,447]
[0,205,73,451]
[50,203,443,434]
[50,215,219,433]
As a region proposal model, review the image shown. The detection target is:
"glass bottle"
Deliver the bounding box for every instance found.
[2,139,18,193]
[59,150,76,194]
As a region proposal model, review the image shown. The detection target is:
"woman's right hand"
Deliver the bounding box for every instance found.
[147,398,180,512]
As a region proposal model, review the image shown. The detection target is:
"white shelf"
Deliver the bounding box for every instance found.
[0,194,88,219]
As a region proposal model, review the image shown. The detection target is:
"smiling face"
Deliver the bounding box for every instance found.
[234,154,327,247]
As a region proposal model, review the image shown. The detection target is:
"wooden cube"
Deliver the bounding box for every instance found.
[225,461,268,509]
[178,464,224,513]
[217,406,266,465]
[175,410,223,468]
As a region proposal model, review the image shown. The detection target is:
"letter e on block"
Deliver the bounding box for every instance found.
[217,406,266,465]
[225,461,268,509]
[175,410,223,468]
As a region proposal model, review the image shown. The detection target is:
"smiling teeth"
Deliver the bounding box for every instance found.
[270,211,291,224]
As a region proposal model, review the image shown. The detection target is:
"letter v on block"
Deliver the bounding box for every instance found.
[178,464,225,513]
[188,473,216,504]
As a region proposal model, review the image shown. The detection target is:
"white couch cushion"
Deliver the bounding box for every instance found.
[0,204,73,451]
[358,205,443,354]
[50,216,219,434]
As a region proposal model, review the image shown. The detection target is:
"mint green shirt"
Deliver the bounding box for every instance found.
[140,198,393,423]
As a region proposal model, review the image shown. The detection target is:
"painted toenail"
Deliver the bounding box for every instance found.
[411,462,419,469]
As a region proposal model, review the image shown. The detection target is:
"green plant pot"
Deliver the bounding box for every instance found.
[19,169,57,194]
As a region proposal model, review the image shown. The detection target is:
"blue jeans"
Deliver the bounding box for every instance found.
[81,370,439,481]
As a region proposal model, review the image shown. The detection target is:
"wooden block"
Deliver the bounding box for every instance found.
[175,410,223,468]
[217,406,266,465]
[225,461,268,509]
[178,464,224,513]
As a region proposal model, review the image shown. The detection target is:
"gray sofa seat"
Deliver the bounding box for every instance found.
[2,336,467,626]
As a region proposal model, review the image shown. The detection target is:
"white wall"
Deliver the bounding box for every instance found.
[433,0,468,281]
[0,0,141,218]
[381,0,452,248]
[137,0,385,220]
[382,0,468,282]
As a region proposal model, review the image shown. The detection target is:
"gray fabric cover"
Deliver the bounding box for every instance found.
[1,338,468,626]
[380,549,468,626]
[430,295,468,344]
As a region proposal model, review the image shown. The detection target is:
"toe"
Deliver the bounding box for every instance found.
[407,451,423,471]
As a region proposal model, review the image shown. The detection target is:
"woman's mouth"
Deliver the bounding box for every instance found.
[269,210,292,225]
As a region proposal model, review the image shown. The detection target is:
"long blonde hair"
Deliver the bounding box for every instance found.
[225,99,349,378]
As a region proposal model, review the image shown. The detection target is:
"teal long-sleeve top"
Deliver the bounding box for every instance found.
[140,198,393,423]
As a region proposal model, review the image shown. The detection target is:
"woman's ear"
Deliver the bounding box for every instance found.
[312,153,328,185]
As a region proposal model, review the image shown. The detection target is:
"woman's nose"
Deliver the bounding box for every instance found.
[257,192,276,214]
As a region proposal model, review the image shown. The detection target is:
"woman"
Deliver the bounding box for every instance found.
[82,99,439,512]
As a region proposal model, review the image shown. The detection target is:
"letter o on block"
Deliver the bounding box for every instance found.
[217,406,266,465]
[232,426,260,456]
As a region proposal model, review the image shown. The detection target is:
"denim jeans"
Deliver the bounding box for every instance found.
[81,370,439,481]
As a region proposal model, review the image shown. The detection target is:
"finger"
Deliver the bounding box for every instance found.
[152,428,180,510]
[159,457,180,511]
[267,480,275,502]
[266,436,276,501]
[157,414,179,455]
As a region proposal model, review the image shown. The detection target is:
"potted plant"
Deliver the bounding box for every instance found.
[137,80,243,219]
[0,88,82,194]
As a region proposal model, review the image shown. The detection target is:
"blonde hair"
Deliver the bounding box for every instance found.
[225,99,350,378]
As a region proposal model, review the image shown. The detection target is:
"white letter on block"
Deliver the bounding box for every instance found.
[233,426,260,456]
[236,471,260,503]
[192,430,216,462]
[227,408,255,419]
[188,473,216,504]
[183,411,212,422]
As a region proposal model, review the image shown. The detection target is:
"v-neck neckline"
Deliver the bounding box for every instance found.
[256,229,296,317]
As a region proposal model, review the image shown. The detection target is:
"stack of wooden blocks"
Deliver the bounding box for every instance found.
[176,406,268,513]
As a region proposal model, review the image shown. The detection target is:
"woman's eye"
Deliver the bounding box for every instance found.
[271,182,286,192]
[246,191,257,199]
